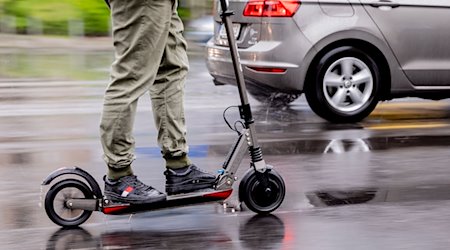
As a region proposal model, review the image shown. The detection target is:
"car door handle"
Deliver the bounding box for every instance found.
[370,0,400,8]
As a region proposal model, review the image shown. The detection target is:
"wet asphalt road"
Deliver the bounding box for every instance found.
[3,51,450,249]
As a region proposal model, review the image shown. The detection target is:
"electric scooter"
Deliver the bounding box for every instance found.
[42,0,286,228]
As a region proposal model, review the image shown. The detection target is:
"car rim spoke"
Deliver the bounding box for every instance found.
[324,72,342,87]
[349,88,364,104]
[352,68,372,85]
[331,88,347,106]
[341,59,354,78]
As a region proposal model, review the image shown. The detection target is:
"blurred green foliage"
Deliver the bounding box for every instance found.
[0,0,192,36]
[1,0,110,36]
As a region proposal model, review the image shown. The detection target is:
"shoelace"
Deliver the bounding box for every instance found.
[123,176,154,192]
[191,165,214,176]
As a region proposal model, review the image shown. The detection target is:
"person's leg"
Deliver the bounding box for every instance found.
[101,0,171,178]
[100,0,172,203]
[149,0,190,170]
[150,1,216,195]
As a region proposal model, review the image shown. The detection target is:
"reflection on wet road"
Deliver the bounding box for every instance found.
[45,214,285,250]
[307,184,450,207]
[3,52,450,249]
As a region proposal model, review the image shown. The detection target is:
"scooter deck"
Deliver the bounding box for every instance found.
[103,189,233,215]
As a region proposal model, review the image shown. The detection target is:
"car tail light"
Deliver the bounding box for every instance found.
[243,0,301,17]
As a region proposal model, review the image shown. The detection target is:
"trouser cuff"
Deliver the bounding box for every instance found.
[107,165,134,180]
[165,155,192,169]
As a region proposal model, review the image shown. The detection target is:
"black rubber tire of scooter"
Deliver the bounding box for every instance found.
[45,179,93,228]
[239,168,285,214]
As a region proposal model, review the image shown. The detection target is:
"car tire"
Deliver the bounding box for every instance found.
[305,46,381,123]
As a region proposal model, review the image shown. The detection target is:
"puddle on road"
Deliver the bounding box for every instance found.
[204,134,450,157]
[306,184,450,207]
[44,214,285,250]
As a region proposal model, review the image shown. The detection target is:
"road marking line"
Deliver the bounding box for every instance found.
[366,122,449,130]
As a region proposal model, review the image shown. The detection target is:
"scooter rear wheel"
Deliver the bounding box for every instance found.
[239,168,285,214]
[45,179,93,227]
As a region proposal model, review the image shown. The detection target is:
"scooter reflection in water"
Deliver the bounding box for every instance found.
[45,215,285,250]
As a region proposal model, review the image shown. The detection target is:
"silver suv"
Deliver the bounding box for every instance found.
[205,0,450,123]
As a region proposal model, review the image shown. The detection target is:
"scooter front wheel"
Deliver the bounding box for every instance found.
[239,168,285,214]
[45,179,94,227]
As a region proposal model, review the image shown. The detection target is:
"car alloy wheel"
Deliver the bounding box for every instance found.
[305,46,381,123]
[323,57,373,113]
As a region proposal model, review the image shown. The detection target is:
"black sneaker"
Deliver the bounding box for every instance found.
[104,175,166,204]
[164,164,216,195]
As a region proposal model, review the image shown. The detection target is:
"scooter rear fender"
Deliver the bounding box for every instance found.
[42,166,103,199]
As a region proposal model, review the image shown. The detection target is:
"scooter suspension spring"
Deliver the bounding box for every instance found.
[249,146,263,163]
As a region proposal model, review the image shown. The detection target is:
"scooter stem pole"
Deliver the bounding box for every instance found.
[219,0,266,172]
[219,0,249,108]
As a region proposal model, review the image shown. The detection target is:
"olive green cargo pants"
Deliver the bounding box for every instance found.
[100,0,192,179]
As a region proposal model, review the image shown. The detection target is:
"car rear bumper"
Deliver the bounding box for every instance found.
[205,36,312,92]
